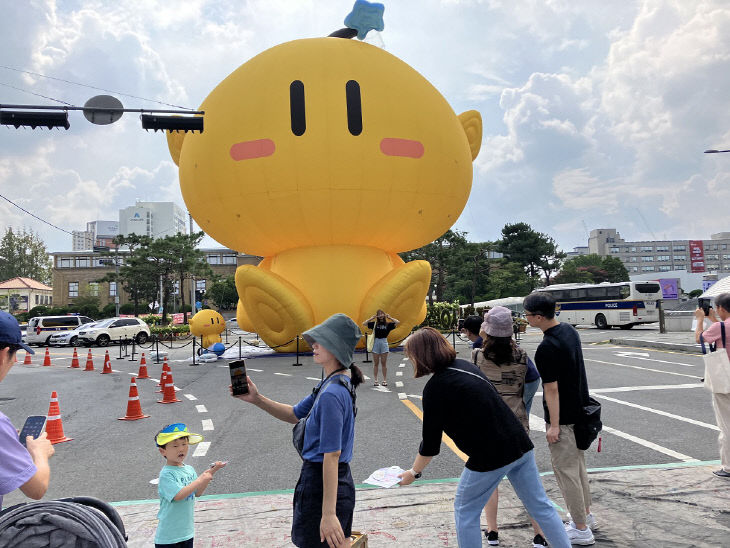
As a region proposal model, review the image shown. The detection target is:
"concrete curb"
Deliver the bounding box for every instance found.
[610,338,701,354]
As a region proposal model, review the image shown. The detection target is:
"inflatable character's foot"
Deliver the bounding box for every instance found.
[235,265,314,352]
[360,260,431,344]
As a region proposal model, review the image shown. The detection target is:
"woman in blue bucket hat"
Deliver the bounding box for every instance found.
[231,313,364,548]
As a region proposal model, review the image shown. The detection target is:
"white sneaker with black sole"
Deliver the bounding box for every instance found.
[566,512,597,530]
[564,522,595,545]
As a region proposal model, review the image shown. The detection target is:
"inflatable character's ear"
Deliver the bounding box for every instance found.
[458,110,482,161]
[166,130,187,166]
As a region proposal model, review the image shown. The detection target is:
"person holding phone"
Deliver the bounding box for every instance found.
[363,309,399,386]
[231,313,364,548]
[0,311,55,510]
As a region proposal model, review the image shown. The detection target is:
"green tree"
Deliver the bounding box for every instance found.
[553,254,630,284]
[688,289,702,299]
[400,229,469,304]
[0,228,52,284]
[496,223,564,290]
[486,260,533,298]
[206,275,238,310]
[165,232,213,322]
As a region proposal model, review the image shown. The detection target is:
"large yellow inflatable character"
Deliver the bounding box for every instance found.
[167,33,482,352]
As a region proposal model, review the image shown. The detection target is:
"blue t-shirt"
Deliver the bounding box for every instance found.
[293,375,355,463]
[472,336,483,349]
[525,357,540,383]
[156,464,198,544]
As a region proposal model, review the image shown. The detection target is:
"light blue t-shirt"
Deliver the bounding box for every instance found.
[293,375,355,463]
[155,464,197,544]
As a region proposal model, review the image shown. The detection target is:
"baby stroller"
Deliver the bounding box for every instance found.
[0,496,127,547]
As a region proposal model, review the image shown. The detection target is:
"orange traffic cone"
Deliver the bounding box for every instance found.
[23,352,32,365]
[119,377,150,421]
[158,371,180,404]
[157,363,170,392]
[101,352,112,374]
[46,391,72,444]
[163,355,169,367]
[43,348,52,367]
[68,348,80,369]
[84,350,95,371]
[137,353,150,379]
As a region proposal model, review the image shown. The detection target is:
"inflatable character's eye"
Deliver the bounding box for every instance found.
[346,80,362,136]
[290,80,306,136]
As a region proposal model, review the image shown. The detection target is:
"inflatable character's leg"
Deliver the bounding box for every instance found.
[235,265,314,352]
[360,260,431,344]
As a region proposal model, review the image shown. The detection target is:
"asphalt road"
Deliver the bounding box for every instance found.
[0,326,718,509]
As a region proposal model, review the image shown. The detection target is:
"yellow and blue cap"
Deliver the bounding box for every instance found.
[155,423,203,447]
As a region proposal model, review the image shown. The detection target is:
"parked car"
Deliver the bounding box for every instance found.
[25,315,95,346]
[77,317,151,347]
[48,323,98,347]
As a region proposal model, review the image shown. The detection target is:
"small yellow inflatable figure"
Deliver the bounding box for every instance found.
[167,26,481,352]
[189,309,225,349]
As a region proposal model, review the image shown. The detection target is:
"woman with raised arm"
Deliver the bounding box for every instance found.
[363,309,399,386]
[232,313,364,548]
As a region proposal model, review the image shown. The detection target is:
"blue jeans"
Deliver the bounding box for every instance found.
[523,378,540,416]
[454,450,570,548]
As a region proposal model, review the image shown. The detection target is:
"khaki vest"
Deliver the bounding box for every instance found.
[475,348,529,432]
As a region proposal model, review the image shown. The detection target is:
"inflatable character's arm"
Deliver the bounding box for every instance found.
[458,110,482,161]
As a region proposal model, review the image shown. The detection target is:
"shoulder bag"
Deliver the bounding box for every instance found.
[701,322,730,394]
[574,396,602,450]
[292,372,357,459]
[367,322,376,352]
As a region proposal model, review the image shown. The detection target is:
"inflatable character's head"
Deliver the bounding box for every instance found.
[169,36,481,256]
[189,309,225,338]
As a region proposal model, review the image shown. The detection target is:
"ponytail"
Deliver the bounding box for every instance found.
[349,363,364,388]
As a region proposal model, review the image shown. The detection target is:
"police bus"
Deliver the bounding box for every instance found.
[535,281,662,329]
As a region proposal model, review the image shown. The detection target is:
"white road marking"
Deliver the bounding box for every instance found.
[184,394,197,401]
[196,405,208,413]
[593,394,719,430]
[399,364,405,368]
[149,478,159,485]
[306,377,321,381]
[202,419,214,431]
[586,359,701,379]
[395,381,404,388]
[363,375,371,380]
[398,392,407,400]
[192,442,211,457]
[407,394,422,399]
[396,371,403,377]
[529,414,546,432]
[601,426,698,462]
[613,352,697,367]
[111,369,122,373]
[590,383,703,394]
[248,368,263,372]
[274,372,292,377]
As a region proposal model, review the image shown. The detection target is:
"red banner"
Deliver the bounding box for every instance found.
[689,240,706,273]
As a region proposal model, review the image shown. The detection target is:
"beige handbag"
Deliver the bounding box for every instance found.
[366,324,376,352]
[701,322,730,394]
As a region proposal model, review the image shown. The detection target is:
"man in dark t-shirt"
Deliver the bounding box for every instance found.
[524,293,596,546]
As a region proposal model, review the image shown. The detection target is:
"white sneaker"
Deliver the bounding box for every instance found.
[564,522,595,546]
[566,512,597,529]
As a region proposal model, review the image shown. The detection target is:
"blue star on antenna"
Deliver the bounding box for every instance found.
[344,0,385,40]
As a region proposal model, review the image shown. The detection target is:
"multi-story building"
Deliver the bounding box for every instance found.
[587,229,730,275]
[51,248,259,310]
[72,220,119,251]
[118,202,187,239]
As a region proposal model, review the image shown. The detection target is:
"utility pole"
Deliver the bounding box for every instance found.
[189,213,196,318]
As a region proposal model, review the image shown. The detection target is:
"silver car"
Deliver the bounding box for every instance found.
[48,323,97,347]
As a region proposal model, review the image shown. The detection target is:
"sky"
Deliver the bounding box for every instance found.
[1,0,729,255]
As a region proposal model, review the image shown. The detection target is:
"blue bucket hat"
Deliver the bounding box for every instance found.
[0,311,34,355]
[302,314,362,367]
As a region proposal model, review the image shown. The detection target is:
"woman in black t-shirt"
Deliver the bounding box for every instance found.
[397,327,570,548]
[363,309,399,386]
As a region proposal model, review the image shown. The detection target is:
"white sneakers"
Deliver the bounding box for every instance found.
[566,512,597,530]
[564,522,595,545]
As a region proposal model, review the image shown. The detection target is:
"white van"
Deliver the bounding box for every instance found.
[26,315,95,346]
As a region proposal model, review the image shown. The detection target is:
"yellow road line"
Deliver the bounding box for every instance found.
[400,399,468,463]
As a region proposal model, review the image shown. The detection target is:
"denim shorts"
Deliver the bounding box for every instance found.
[372,338,389,354]
[291,461,355,547]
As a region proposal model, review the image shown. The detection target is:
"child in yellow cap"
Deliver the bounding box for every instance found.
[154,423,226,547]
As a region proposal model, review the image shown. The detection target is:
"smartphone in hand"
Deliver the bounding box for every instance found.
[18,415,47,447]
[229,360,249,396]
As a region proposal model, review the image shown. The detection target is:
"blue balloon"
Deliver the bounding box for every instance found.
[210,342,226,356]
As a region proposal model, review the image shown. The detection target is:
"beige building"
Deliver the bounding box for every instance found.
[51,248,260,309]
[0,277,53,314]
